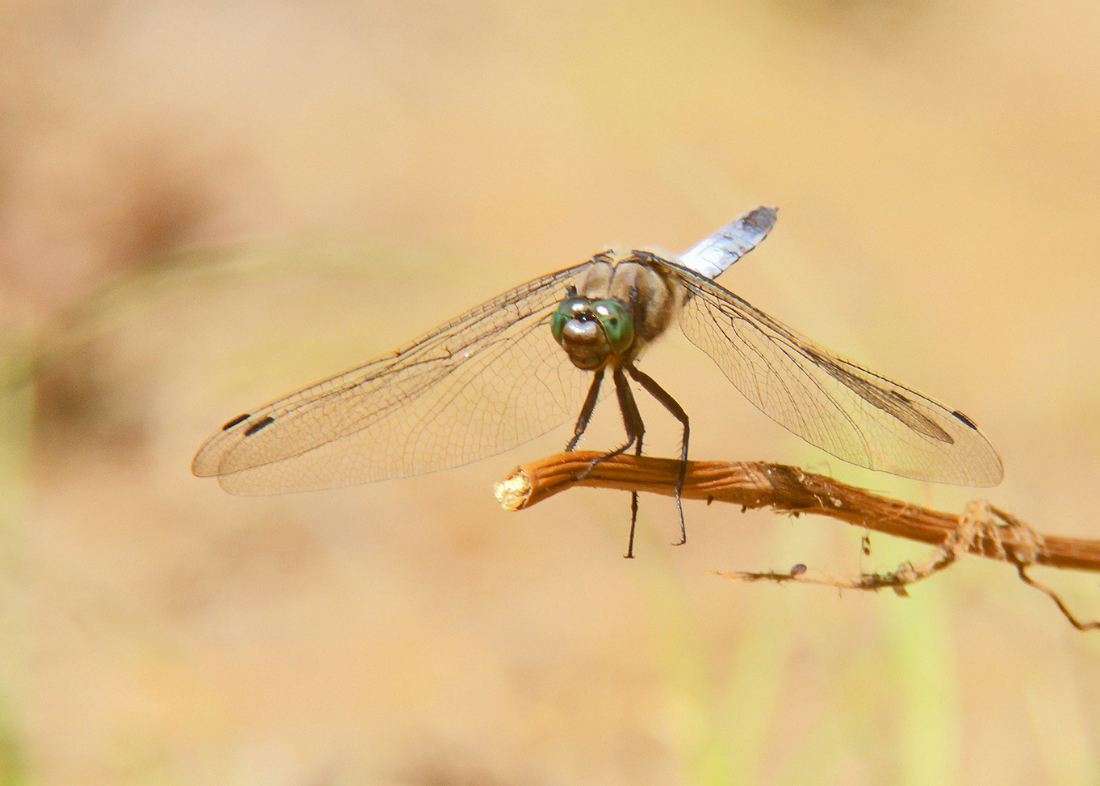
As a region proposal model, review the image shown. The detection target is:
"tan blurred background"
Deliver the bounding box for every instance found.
[2,0,1100,784]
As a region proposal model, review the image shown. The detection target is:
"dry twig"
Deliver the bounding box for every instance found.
[494,452,1100,630]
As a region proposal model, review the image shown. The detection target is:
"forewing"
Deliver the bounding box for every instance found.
[192,263,594,494]
[670,263,1003,486]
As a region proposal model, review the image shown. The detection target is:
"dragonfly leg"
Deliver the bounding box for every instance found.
[568,365,646,557]
[575,364,644,479]
[626,364,690,546]
[565,364,647,557]
[610,365,646,558]
[566,367,605,452]
[627,430,643,559]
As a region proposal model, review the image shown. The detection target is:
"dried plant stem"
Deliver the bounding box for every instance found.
[494,452,1100,574]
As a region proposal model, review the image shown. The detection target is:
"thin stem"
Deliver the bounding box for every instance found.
[494,452,1100,574]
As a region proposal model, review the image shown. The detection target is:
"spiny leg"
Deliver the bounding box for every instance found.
[626,363,690,546]
[610,365,646,558]
[574,364,643,481]
[568,365,646,557]
[566,367,605,452]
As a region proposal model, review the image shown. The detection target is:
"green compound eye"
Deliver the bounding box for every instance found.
[550,297,589,345]
[592,299,634,355]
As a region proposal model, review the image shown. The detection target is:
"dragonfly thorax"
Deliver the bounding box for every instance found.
[550,252,681,371]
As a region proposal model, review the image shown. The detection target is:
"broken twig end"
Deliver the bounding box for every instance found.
[494,469,532,511]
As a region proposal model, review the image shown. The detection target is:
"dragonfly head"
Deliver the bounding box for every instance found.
[551,296,635,370]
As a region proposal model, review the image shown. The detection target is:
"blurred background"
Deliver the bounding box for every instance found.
[2,0,1100,783]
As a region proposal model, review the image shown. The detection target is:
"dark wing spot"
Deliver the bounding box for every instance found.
[889,390,911,404]
[222,413,250,430]
[952,410,979,430]
[244,415,275,436]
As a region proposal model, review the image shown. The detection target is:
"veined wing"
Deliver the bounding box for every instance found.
[669,261,1003,486]
[192,263,594,494]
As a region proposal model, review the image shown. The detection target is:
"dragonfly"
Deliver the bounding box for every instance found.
[193,206,1003,556]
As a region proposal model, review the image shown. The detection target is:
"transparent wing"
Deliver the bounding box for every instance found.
[192,263,595,494]
[669,261,1003,486]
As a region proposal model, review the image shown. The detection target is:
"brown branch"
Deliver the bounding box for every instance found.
[494,452,1100,574]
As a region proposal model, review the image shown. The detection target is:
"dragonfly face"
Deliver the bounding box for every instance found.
[550,252,680,370]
